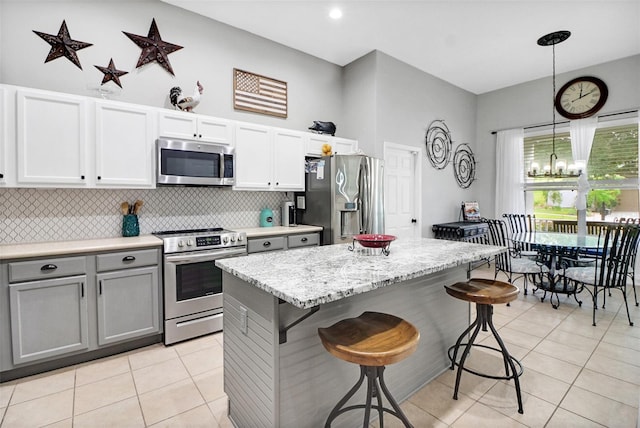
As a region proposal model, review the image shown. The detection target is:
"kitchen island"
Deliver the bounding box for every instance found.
[216,238,505,428]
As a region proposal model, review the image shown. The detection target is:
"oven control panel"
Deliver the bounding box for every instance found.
[196,235,221,247]
[159,230,247,254]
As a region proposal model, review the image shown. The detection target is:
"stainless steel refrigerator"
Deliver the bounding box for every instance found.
[298,155,385,245]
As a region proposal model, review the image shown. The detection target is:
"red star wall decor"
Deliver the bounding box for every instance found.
[123,19,183,76]
[94,58,128,88]
[33,20,93,70]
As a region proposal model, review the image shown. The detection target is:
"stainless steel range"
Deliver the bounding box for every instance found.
[154,227,247,345]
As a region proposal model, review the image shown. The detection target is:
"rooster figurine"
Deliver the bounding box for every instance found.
[170,81,204,112]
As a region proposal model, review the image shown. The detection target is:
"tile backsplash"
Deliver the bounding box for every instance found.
[1,187,289,244]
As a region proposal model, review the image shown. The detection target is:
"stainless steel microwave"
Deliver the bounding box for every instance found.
[156,137,235,186]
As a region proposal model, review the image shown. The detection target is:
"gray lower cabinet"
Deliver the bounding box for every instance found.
[9,275,89,365]
[96,266,159,346]
[247,232,319,254]
[1,247,162,377]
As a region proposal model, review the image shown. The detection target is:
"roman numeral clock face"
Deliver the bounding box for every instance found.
[555,76,608,120]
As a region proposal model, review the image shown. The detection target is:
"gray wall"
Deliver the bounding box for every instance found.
[0,0,344,134]
[476,54,640,218]
[343,51,480,234]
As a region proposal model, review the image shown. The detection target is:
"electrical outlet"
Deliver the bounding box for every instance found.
[240,306,248,335]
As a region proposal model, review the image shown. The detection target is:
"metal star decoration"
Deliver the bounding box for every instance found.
[94,58,128,88]
[33,20,93,69]
[123,18,183,76]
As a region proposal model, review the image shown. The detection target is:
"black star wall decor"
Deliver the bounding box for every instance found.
[33,20,93,70]
[123,18,183,76]
[94,58,128,88]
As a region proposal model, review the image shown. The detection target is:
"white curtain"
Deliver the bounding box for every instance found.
[495,128,525,216]
[570,117,598,170]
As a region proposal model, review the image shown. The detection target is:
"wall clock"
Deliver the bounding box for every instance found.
[555,76,608,120]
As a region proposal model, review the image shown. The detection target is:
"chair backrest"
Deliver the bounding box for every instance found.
[483,218,513,271]
[595,224,640,289]
[502,214,536,234]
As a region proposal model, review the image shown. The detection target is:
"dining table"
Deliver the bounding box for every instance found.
[510,231,604,308]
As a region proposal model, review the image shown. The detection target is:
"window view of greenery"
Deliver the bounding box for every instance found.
[524,120,639,224]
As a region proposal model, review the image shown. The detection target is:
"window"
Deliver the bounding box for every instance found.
[523,117,639,223]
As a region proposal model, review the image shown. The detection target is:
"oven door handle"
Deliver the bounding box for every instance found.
[165,248,247,264]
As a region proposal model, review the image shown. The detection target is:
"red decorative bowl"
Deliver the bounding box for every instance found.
[353,234,396,248]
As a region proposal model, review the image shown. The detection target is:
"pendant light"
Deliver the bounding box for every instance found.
[528,30,580,178]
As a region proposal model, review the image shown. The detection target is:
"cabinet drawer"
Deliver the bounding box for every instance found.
[248,236,286,253]
[288,233,319,249]
[8,256,86,283]
[96,249,158,272]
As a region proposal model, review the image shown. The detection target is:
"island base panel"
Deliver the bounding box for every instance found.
[223,266,470,427]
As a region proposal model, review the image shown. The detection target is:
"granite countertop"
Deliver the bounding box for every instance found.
[0,235,163,260]
[216,238,505,309]
[0,225,322,260]
[235,225,323,238]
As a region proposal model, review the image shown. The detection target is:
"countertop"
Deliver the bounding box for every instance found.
[0,235,164,260]
[216,237,505,309]
[236,225,323,238]
[0,225,322,260]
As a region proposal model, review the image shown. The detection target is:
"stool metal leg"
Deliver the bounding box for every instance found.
[452,308,483,400]
[448,303,524,414]
[485,304,524,414]
[324,366,366,428]
[324,365,413,428]
[376,366,414,428]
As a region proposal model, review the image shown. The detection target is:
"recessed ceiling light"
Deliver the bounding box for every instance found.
[329,8,343,20]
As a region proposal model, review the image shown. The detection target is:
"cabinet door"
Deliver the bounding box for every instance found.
[158,110,198,140]
[197,116,233,144]
[332,137,358,155]
[95,101,155,188]
[96,266,159,346]
[233,122,273,190]
[0,85,12,186]
[273,128,305,191]
[9,275,89,364]
[307,134,332,157]
[16,89,88,185]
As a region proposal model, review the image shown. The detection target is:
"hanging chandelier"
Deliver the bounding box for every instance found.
[528,30,583,179]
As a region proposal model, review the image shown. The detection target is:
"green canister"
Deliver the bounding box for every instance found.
[260,208,274,227]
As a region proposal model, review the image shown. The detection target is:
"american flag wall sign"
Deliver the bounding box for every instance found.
[233,68,288,118]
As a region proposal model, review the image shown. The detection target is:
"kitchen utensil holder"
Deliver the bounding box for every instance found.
[122,214,140,237]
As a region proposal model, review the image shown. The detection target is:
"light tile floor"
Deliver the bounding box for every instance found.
[1,265,639,427]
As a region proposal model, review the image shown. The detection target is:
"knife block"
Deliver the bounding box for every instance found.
[122,214,140,237]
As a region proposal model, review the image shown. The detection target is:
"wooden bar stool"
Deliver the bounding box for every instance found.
[444,278,524,414]
[317,311,420,427]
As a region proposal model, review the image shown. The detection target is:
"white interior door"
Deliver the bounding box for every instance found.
[384,142,421,239]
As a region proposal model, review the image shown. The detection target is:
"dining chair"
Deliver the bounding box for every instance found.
[533,245,584,309]
[618,218,640,307]
[483,218,548,295]
[559,223,640,326]
[502,213,537,258]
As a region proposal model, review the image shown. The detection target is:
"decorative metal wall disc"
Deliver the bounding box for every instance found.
[425,119,452,170]
[453,144,476,188]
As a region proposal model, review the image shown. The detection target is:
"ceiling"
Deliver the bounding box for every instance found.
[160,0,640,95]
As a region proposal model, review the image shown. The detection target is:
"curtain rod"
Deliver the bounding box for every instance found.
[490,109,639,135]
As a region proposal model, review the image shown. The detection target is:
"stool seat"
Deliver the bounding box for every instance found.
[445,278,519,305]
[318,311,420,366]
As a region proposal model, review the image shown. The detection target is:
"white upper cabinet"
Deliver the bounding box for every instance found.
[0,85,16,186]
[332,137,359,155]
[273,128,305,191]
[158,110,232,145]
[233,122,273,190]
[306,133,358,157]
[233,123,305,191]
[94,100,156,188]
[16,88,89,186]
